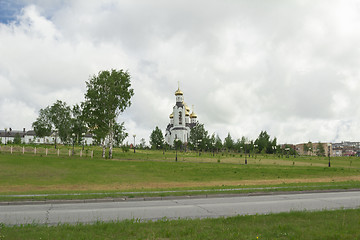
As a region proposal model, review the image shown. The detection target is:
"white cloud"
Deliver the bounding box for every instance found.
[1,0,360,145]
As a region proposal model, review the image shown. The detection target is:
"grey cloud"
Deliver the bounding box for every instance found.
[1,0,360,144]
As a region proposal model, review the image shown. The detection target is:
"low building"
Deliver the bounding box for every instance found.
[0,129,93,145]
[295,142,332,156]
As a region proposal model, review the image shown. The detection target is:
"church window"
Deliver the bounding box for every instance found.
[179,111,182,124]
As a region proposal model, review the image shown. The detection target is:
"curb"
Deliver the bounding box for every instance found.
[1,188,359,206]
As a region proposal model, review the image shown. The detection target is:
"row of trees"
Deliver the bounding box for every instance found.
[149,123,282,154]
[32,69,134,158]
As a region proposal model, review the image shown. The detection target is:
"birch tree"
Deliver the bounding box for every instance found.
[83,69,134,158]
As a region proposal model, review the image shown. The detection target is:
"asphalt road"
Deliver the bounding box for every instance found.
[1,191,360,225]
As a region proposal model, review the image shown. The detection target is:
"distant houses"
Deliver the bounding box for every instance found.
[295,142,360,157]
[0,129,94,145]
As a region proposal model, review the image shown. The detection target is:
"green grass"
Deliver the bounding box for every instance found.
[1,208,360,239]
[0,149,360,201]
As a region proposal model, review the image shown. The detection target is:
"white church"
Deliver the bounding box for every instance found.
[165,86,198,146]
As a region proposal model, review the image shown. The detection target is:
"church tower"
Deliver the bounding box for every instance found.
[165,86,198,146]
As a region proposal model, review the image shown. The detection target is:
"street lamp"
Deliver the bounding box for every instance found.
[133,134,136,153]
[72,133,75,155]
[328,143,331,167]
[244,141,250,165]
[82,132,85,150]
[175,138,179,162]
[163,140,165,155]
[198,139,202,156]
[54,129,58,149]
[4,128,7,145]
[254,144,258,159]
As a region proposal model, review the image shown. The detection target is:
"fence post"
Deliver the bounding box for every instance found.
[34,147,36,155]
[80,150,82,157]
[91,150,93,158]
[46,148,48,156]
[10,146,13,154]
[57,149,60,156]
[23,146,25,154]
[69,149,71,157]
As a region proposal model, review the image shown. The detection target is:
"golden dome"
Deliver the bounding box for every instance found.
[185,110,190,116]
[169,113,174,118]
[190,111,197,118]
[184,103,190,112]
[175,87,183,96]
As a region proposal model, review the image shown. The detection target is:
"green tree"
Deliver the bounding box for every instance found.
[83,69,134,158]
[71,103,87,144]
[113,122,128,147]
[189,123,208,151]
[208,133,216,154]
[303,143,309,153]
[317,142,325,156]
[150,126,164,149]
[224,133,234,151]
[50,100,72,144]
[307,141,313,155]
[13,133,22,144]
[32,107,52,140]
[255,130,270,153]
[139,138,146,149]
[215,134,223,152]
[173,138,183,150]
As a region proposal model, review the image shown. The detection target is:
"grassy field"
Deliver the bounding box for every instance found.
[1,208,360,239]
[0,147,360,201]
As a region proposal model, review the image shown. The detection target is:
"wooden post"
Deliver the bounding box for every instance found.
[69,149,71,157]
[34,147,36,155]
[23,146,25,154]
[91,150,93,158]
[46,148,48,156]
[57,149,60,156]
[10,146,13,154]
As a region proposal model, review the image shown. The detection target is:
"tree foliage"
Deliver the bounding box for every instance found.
[49,100,72,144]
[32,107,52,139]
[13,133,22,144]
[113,122,128,147]
[224,132,234,151]
[83,69,134,158]
[189,123,208,151]
[32,101,85,144]
[254,130,277,154]
[150,126,164,149]
[317,142,325,156]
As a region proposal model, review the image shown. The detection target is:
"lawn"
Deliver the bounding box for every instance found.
[0,148,360,200]
[1,208,360,239]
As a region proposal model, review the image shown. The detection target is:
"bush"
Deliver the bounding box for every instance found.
[121,145,129,152]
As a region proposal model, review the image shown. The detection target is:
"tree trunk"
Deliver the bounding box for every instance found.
[108,120,114,159]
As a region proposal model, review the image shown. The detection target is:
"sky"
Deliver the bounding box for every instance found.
[1,0,360,145]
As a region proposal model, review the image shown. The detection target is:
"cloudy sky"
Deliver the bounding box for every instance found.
[1,0,360,145]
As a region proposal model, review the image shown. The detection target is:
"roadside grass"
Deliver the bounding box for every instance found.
[0,149,360,201]
[1,208,360,239]
[2,181,360,202]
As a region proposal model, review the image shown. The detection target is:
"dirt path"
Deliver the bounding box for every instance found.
[1,175,360,193]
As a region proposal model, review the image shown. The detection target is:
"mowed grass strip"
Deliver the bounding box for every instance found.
[1,209,360,239]
[1,152,360,195]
